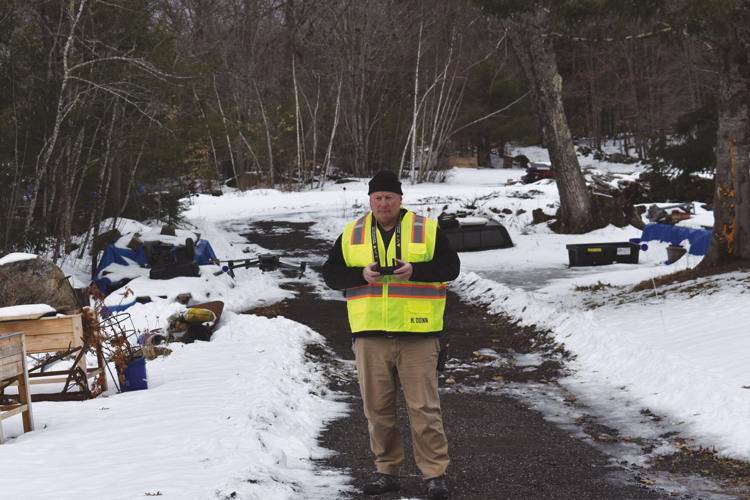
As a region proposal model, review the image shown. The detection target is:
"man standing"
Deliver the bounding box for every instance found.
[322,170,460,499]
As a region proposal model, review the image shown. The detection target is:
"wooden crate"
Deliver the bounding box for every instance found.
[0,314,84,354]
[0,332,34,443]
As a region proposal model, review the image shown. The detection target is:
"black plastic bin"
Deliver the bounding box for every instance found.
[566,242,640,267]
[441,221,513,252]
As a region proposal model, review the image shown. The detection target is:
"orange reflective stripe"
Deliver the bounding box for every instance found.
[388,283,446,299]
[346,283,384,300]
[411,215,426,243]
[351,215,367,245]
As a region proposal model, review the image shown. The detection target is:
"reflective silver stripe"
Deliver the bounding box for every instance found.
[388,283,446,299]
[412,215,425,244]
[351,215,367,245]
[346,284,384,300]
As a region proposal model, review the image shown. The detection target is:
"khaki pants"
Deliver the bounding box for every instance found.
[353,336,449,479]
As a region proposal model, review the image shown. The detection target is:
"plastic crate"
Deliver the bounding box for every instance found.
[566,242,640,267]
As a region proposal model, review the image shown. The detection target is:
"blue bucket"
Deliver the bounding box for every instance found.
[123,356,148,391]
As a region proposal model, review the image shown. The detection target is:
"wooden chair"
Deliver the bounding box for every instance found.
[0,332,34,443]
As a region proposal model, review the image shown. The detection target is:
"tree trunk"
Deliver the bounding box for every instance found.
[254,81,275,186]
[701,18,750,267]
[321,75,343,188]
[107,159,122,219]
[214,74,239,189]
[476,137,491,168]
[508,7,594,233]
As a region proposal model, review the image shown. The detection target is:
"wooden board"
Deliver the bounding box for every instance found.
[0,333,23,380]
[0,404,28,421]
[0,315,83,354]
[0,357,23,381]
[0,338,23,358]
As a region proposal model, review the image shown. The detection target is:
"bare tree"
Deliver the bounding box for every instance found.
[23,0,88,241]
[507,5,594,233]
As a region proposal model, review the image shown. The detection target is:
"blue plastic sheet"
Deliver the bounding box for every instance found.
[194,239,218,264]
[640,223,712,256]
[94,239,218,294]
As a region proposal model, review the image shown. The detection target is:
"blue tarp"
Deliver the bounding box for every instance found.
[95,239,218,294]
[640,223,712,256]
[194,239,218,264]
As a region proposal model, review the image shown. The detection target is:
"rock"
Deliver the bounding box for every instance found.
[93,228,121,255]
[594,432,617,442]
[0,257,80,313]
[126,233,143,251]
[591,193,630,228]
[532,208,554,224]
[176,293,192,304]
[513,154,530,168]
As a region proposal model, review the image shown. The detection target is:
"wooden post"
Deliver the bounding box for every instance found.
[17,334,33,433]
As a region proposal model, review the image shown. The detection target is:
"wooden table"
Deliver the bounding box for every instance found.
[0,311,107,401]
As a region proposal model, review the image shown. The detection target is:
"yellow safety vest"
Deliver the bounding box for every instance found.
[342,210,446,334]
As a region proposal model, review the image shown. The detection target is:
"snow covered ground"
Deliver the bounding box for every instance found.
[2,145,747,499]
[1,313,350,499]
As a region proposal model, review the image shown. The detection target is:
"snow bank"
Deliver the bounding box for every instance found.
[452,270,750,461]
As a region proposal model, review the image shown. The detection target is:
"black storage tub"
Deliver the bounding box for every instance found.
[565,242,640,267]
[441,221,513,252]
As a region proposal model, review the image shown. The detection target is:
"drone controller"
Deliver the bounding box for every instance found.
[374,259,404,275]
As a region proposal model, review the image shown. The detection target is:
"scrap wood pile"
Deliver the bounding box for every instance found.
[579,167,646,230]
[645,202,695,225]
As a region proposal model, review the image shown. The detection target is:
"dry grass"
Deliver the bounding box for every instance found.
[574,281,613,292]
[632,261,750,292]
[652,444,750,481]
[248,302,288,318]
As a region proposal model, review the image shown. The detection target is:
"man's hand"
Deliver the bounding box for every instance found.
[392,259,413,281]
[363,262,382,284]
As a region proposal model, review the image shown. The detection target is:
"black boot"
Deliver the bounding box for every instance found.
[362,473,399,495]
[425,476,449,499]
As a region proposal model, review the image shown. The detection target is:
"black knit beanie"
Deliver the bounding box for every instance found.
[368,170,402,195]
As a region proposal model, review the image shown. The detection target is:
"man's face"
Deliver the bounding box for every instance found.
[369,191,402,226]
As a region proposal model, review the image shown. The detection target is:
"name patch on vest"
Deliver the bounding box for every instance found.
[410,317,429,324]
